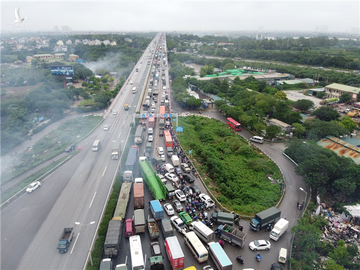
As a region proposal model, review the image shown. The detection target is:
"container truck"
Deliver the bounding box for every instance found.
[134,125,144,144]
[270,218,289,241]
[207,242,233,270]
[139,157,166,201]
[57,228,74,253]
[214,224,247,248]
[161,219,174,238]
[249,207,281,232]
[134,209,146,234]
[134,181,144,209]
[192,221,215,243]
[147,218,160,240]
[125,145,139,171]
[150,200,164,220]
[210,212,234,225]
[171,155,180,167]
[122,171,133,182]
[104,220,122,257]
[149,255,164,270]
[165,236,184,270]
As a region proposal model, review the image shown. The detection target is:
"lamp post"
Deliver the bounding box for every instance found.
[300,187,307,211]
[75,221,95,266]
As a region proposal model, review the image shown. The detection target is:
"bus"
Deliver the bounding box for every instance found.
[208,242,232,270]
[148,117,155,128]
[226,117,241,131]
[132,87,137,94]
[164,130,173,148]
[129,235,145,270]
[184,231,208,263]
[92,140,101,152]
[159,106,165,119]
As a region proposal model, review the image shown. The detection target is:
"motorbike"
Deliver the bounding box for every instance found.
[218,240,225,248]
[298,200,304,210]
[266,223,272,232]
[256,253,262,262]
[236,256,244,264]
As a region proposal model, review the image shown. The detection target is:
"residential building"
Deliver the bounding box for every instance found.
[66,39,72,45]
[324,83,360,102]
[56,40,64,46]
[103,40,110,45]
[269,119,292,132]
[33,54,53,60]
[54,53,65,59]
[69,54,79,61]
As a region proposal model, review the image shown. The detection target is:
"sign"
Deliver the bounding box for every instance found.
[169,113,173,117]
[142,114,145,118]
[149,114,153,117]
[189,150,193,154]
[51,65,74,76]
[164,114,167,118]
[65,77,72,80]
[172,118,177,121]
[176,127,183,132]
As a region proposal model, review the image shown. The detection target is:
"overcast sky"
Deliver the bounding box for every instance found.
[1,0,359,34]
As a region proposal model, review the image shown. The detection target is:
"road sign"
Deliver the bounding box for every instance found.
[189,150,193,154]
[176,127,183,132]
[170,114,173,117]
[172,118,176,121]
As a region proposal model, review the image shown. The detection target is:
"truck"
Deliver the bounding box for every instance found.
[122,171,133,182]
[166,147,173,158]
[139,157,166,201]
[215,224,247,248]
[134,209,146,234]
[125,145,139,172]
[210,212,234,225]
[104,220,122,257]
[147,218,160,240]
[153,87,159,96]
[165,236,184,270]
[111,142,121,160]
[146,142,152,153]
[269,218,289,241]
[150,200,164,220]
[134,181,144,209]
[57,227,74,253]
[124,104,129,110]
[134,125,144,144]
[159,119,165,129]
[113,182,132,221]
[161,219,174,238]
[249,207,281,232]
[192,221,215,243]
[171,155,180,167]
[149,255,164,270]
[165,183,175,199]
[207,242,233,270]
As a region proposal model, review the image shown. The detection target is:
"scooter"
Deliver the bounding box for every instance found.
[265,223,272,232]
[236,256,244,264]
[256,253,262,262]
[297,200,304,210]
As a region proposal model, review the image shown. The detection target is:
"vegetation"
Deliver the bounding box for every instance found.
[178,116,282,215]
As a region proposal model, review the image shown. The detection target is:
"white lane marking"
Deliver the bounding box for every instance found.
[89,192,97,208]
[118,132,121,139]
[70,232,80,254]
[102,166,107,177]
[125,256,128,264]
[144,254,147,267]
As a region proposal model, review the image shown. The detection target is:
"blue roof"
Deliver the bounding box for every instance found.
[208,242,232,267]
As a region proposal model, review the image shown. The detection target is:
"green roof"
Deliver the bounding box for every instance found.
[326,83,360,94]
[205,74,218,77]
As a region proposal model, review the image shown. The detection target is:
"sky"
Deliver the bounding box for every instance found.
[1,0,359,34]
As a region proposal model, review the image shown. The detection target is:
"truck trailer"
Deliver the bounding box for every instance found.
[192,221,215,243]
[134,125,144,144]
[134,181,144,209]
[165,236,184,270]
[134,209,146,234]
[104,220,122,257]
[139,157,166,201]
[208,242,232,270]
[214,224,247,248]
[249,207,281,232]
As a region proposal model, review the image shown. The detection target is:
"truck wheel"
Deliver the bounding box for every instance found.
[231,242,236,247]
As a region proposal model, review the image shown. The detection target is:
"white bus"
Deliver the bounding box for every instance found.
[184,231,208,263]
[132,87,137,94]
[92,140,101,152]
[129,235,145,270]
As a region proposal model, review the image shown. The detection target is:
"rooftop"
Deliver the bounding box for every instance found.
[325,83,360,94]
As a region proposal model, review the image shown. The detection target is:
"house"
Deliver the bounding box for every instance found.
[33,54,53,60]
[269,119,292,132]
[66,39,72,45]
[324,83,360,102]
[56,40,64,46]
[94,39,101,45]
[110,41,117,46]
[103,40,110,45]
[54,53,65,59]
[69,54,79,61]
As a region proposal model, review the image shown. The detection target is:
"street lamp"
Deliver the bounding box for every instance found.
[300,187,307,211]
[75,221,95,266]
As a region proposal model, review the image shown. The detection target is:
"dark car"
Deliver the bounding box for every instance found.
[183,173,195,183]
[150,242,161,256]
[174,167,182,176]
[64,144,76,153]
[172,200,184,212]
[190,184,201,195]
[159,130,164,137]
[271,263,282,270]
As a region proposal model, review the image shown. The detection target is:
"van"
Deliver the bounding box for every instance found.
[278,247,287,264]
[163,163,174,173]
[158,147,164,155]
[99,258,112,270]
[161,219,174,238]
[125,219,134,237]
[250,136,264,144]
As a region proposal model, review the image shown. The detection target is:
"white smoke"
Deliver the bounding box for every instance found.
[83,52,122,75]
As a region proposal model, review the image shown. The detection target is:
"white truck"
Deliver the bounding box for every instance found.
[192,221,215,243]
[270,218,289,241]
[134,125,143,144]
[171,155,180,167]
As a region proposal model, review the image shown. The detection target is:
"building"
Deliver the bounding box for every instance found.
[324,83,360,101]
[110,41,117,46]
[33,54,53,60]
[56,40,64,46]
[269,119,292,132]
[66,39,72,45]
[54,53,65,59]
[103,40,110,45]
[277,78,315,86]
[69,54,79,61]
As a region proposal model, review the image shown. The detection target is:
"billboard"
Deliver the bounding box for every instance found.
[51,65,74,77]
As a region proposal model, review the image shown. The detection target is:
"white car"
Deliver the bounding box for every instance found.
[165,173,179,182]
[199,194,215,208]
[175,190,186,202]
[26,181,41,193]
[170,216,188,233]
[148,128,154,135]
[112,110,117,115]
[148,135,153,142]
[160,154,166,162]
[163,203,175,216]
[158,147,164,155]
[103,125,109,131]
[249,240,271,251]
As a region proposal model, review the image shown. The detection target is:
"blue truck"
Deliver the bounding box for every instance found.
[149,200,164,220]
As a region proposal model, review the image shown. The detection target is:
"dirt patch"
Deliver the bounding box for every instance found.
[3,83,43,100]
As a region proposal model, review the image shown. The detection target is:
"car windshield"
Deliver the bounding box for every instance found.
[28,183,35,188]
[254,240,260,246]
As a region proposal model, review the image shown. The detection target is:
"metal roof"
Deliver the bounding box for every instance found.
[325,83,360,94]
[317,136,360,165]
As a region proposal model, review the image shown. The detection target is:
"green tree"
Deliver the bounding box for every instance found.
[292,123,306,138]
[275,91,287,100]
[312,106,340,121]
[294,99,315,112]
[31,59,38,69]
[339,93,351,103]
[219,79,229,93]
[316,91,327,98]
[223,63,235,71]
[328,240,351,266]
[266,125,281,139]
[341,116,357,132]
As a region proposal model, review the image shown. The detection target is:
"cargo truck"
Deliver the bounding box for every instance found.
[207,242,233,270]
[57,228,74,253]
[165,183,175,199]
[270,218,289,241]
[134,209,146,234]
[104,220,122,257]
[147,218,160,240]
[134,125,144,144]
[134,181,144,209]
[192,221,215,243]
[214,224,247,248]
[249,207,281,232]
[165,236,185,270]
[166,147,173,158]
[125,145,139,171]
[171,155,180,167]
[159,119,165,129]
[123,171,133,182]
[153,87,159,96]
[161,219,174,238]
[149,255,164,270]
[146,142,152,153]
[150,200,164,220]
[111,142,121,160]
[210,212,234,225]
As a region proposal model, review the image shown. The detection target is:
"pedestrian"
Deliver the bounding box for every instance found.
[297,202,299,208]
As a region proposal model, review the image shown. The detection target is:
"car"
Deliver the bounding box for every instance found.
[172,200,184,212]
[64,144,76,153]
[163,203,175,216]
[26,181,41,193]
[249,240,271,251]
[148,135,153,142]
[183,173,194,183]
[158,147,164,155]
[148,128,154,135]
[165,173,179,182]
[181,163,191,173]
[159,130,164,137]
[175,190,186,202]
[271,263,282,270]
[170,216,188,233]
[203,266,214,270]
[104,125,109,131]
[160,154,166,162]
[174,167,182,176]
[190,184,201,195]
[150,242,161,256]
[113,110,117,115]
[199,194,215,208]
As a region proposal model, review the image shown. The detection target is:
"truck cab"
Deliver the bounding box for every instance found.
[124,104,129,110]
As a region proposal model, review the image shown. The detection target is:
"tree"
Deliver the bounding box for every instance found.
[266,125,281,139]
[339,93,351,103]
[294,99,315,112]
[223,63,235,71]
[341,116,357,132]
[219,79,229,93]
[292,123,306,138]
[31,59,38,69]
[312,106,340,121]
[316,91,327,98]
[275,91,287,100]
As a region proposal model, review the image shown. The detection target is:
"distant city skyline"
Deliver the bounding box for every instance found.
[1,1,359,34]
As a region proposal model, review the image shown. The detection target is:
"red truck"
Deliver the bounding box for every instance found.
[165,236,184,270]
[134,178,144,209]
